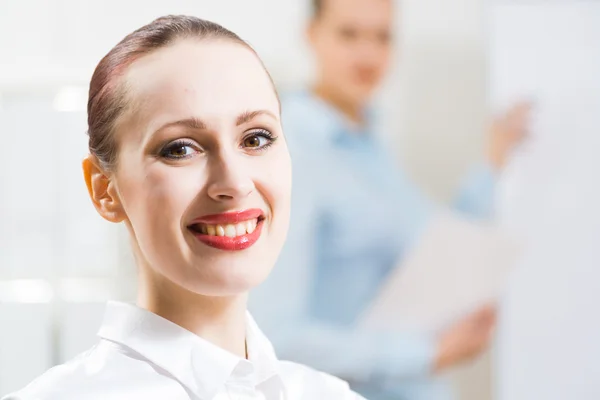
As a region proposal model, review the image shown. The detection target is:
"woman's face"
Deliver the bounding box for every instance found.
[106,39,291,296]
[309,0,392,105]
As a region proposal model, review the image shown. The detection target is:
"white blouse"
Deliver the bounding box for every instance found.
[2,301,365,400]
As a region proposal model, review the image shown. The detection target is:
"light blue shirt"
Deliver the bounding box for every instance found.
[249,91,496,399]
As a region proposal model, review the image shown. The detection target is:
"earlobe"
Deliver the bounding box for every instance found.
[82,155,126,223]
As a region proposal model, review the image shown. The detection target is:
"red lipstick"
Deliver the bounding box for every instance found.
[190,209,263,225]
[188,209,264,251]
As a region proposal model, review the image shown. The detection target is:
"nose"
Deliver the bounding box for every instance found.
[359,44,380,66]
[206,154,254,202]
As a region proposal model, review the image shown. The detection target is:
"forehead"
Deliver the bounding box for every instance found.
[123,39,279,124]
[321,0,392,27]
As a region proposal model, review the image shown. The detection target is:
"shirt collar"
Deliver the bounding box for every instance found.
[97,301,281,399]
[245,310,280,383]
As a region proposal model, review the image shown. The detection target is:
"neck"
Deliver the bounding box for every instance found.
[313,81,364,125]
[137,267,248,359]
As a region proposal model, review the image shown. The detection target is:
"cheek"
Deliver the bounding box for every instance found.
[319,40,349,71]
[258,150,292,216]
[118,163,203,229]
[377,49,391,71]
[336,47,356,68]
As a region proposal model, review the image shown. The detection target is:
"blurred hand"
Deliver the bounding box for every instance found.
[487,101,533,171]
[433,304,497,372]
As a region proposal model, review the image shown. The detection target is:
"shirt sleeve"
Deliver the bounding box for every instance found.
[453,162,497,218]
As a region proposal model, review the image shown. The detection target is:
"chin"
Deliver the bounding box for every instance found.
[344,87,373,107]
[185,261,273,297]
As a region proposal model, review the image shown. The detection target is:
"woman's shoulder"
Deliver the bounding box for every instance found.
[2,341,186,400]
[2,347,98,400]
[280,90,337,144]
[278,360,367,399]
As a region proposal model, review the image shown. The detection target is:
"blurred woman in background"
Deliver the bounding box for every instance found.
[250,0,530,399]
[3,15,366,400]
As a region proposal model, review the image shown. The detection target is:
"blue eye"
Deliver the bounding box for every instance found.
[160,140,199,159]
[242,130,277,151]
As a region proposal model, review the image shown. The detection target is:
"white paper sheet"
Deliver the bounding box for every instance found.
[359,212,522,334]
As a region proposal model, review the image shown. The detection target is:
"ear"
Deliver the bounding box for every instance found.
[82,155,126,223]
[306,19,318,47]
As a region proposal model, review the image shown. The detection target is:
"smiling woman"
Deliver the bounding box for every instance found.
[2,15,365,400]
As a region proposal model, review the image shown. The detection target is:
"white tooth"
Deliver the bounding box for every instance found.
[245,220,253,234]
[224,224,236,238]
[247,219,257,234]
[207,225,216,236]
[216,225,225,236]
[236,223,246,236]
[201,225,208,234]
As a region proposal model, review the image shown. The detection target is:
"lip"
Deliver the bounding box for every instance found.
[187,209,265,251]
[189,209,264,225]
[354,70,377,85]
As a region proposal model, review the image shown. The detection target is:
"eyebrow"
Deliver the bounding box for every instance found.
[154,110,278,134]
[157,117,207,132]
[235,110,278,126]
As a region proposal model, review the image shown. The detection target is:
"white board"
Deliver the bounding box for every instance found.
[491,2,600,399]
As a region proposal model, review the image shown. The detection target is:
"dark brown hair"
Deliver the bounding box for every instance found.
[312,0,393,19]
[312,0,324,18]
[87,15,267,170]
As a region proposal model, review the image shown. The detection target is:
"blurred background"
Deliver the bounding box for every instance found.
[0,0,599,399]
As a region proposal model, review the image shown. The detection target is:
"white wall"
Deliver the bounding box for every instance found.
[382,0,487,203]
[0,0,311,90]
